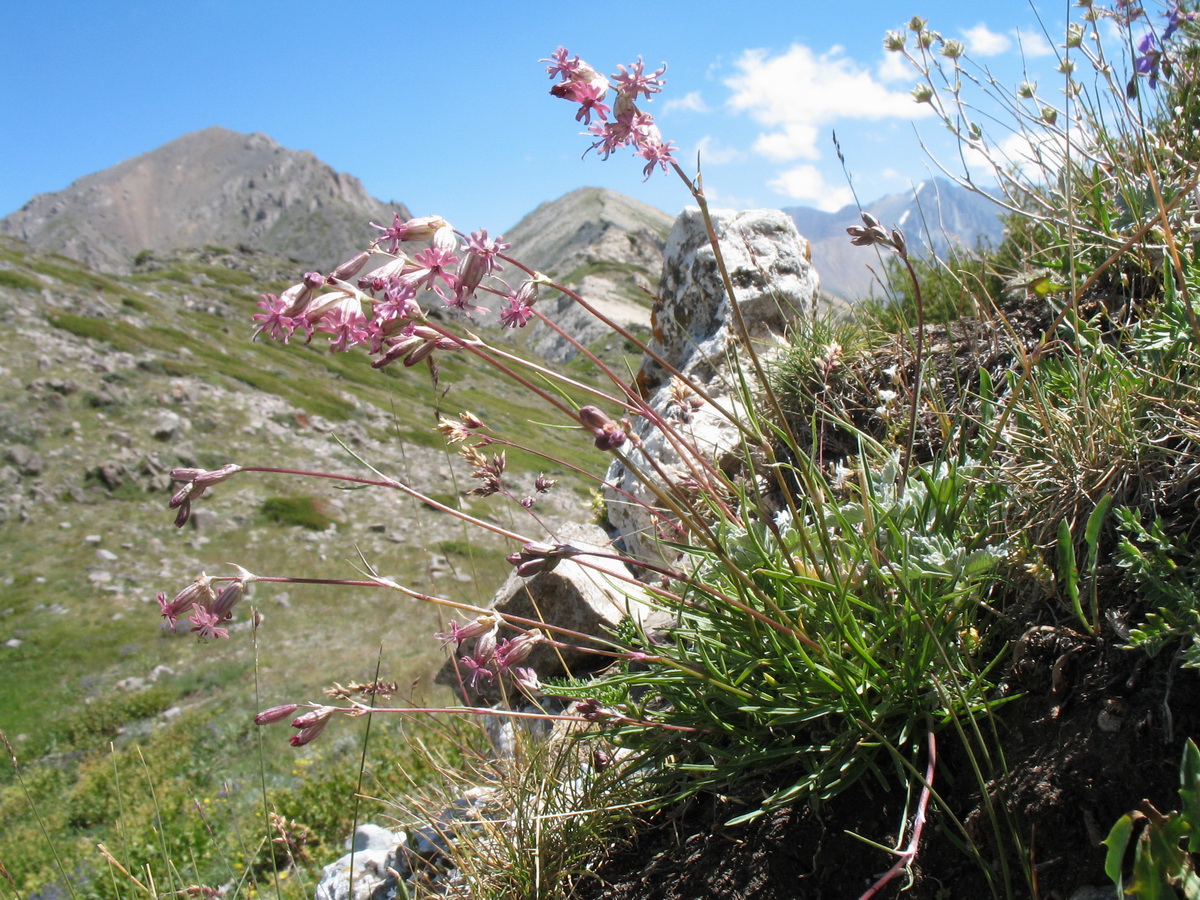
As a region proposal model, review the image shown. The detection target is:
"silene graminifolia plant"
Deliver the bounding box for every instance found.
[151,39,1004,874]
[147,2,1200,893]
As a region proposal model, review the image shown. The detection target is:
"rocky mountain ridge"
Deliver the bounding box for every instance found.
[0,126,408,274]
[784,177,1005,299]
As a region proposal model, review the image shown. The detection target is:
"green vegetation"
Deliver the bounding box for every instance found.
[260,495,339,530]
[0,269,43,292]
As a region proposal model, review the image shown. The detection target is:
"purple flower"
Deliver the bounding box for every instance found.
[1135,31,1163,89]
[1163,1,1197,40]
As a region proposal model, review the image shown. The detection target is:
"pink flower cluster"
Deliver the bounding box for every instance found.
[157,567,255,640]
[435,614,546,696]
[542,47,677,179]
[251,218,539,360]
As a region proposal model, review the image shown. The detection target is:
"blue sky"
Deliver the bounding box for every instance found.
[2,2,1088,233]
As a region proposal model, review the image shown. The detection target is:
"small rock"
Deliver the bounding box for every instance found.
[4,638,22,649]
[95,548,119,562]
[94,462,127,490]
[147,472,173,493]
[314,848,398,900]
[352,823,398,852]
[84,534,102,544]
[87,570,112,584]
[151,411,187,442]
[7,445,33,469]
[190,508,218,532]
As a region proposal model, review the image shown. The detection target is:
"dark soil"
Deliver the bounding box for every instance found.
[575,636,1200,899]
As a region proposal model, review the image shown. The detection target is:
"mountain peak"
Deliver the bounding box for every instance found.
[0,128,407,273]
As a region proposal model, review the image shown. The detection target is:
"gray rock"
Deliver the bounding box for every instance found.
[94,462,126,490]
[189,508,218,532]
[604,207,817,564]
[313,848,398,900]
[151,411,187,442]
[435,522,668,701]
[7,446,32,468]
[352,824,398,852]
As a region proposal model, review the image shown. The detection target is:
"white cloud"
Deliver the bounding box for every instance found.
[963,23,1012,57]
[695,135,744,166]
[725,43,931,162]
[1013,29,1054,58]
[877,50,912,85]
[768,164,854,212]
[662,91,710,114]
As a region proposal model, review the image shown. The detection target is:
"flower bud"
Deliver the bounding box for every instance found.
[255,704,298,725]
[331,252,371,282]
[192,464,242,489]
[290,706,336,746]
[884,31,906,51]
[940,39,965,59]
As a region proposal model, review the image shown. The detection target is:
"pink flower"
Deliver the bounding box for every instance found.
[318,306,371,353]
[435,613,499,648]
[494,630,546,671]
[550,79,612,124]
[253,294,298,343]
[636,136,678,180]
[542,46,582,80]
[371,213,448,254]
[612,59,667,102]
[158,575,216,628]
[499,296,535,328]
[405,246,460,295]
[189,606,230,641]
[373,277,419,323]
[466,229,509,274]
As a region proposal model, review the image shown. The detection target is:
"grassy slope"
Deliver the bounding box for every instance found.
[0,237,632,894]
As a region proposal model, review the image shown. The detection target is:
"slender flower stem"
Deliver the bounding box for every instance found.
[858,730,937,900]
[499,254,760,443]
[326,703,706,733]
[238,465,531,543]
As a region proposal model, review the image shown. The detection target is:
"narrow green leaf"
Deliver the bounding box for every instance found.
[1102,812,1134,886]
[1085,494,1114,568]
[1182,739,1200,852]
